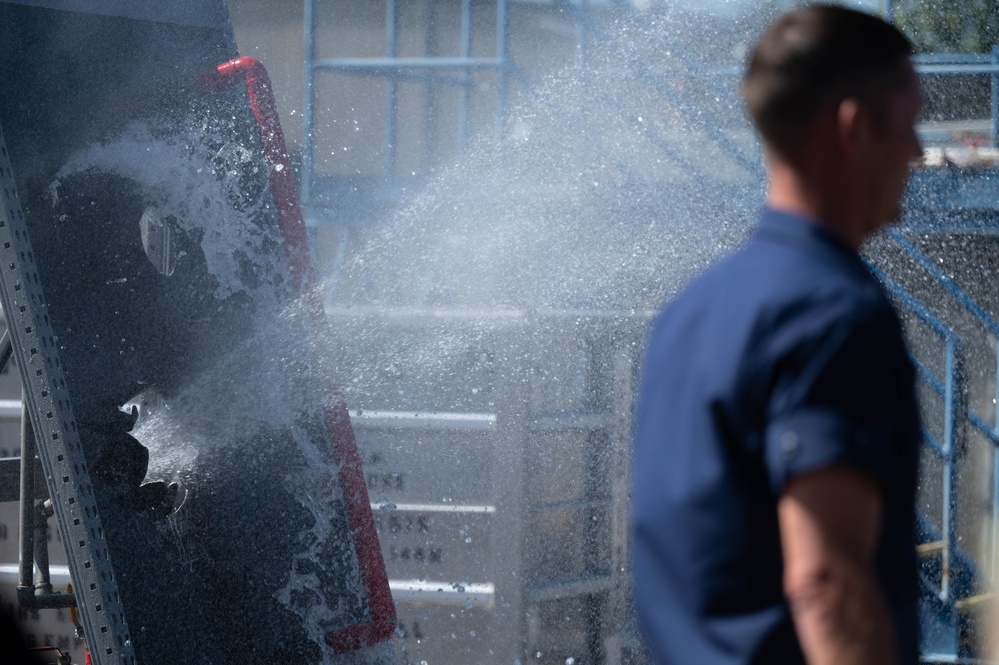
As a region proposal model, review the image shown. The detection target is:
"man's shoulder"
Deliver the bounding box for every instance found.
[672,232,884,312]
[651,234,896,360]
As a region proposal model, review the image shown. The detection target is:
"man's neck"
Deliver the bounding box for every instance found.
[766,163,866,251]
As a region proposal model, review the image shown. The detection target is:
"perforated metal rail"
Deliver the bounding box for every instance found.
[0,121,135,664]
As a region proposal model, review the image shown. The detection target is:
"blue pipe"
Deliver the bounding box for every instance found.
[992,47,999,148]
[495,0,510,150]
[317,70,473,87]
[302,0,318,213]
[917,64,999,75]
[913,350,946,390]
[920,423,947,460]
[886,230,999,335]
[914,54,994,64]
[966,409,999,447]
[384,0,399,177]
[575,0,590,144]
[989,342,999,585]
[866,259,957,611]
[864,259,953,338]
[314,57,506,73]
[911,353,999,450]
[459,0,474,152]
[994,344,999,581]
[941,337,961,606]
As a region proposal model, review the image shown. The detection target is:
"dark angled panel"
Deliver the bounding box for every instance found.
[0,3,390,663]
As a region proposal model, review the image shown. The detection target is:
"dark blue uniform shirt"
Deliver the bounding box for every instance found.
[632,208,921,664]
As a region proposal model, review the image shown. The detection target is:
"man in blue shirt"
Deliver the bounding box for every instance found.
[632,5,924,664]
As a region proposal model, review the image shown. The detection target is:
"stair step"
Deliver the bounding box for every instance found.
[918,540,946,557]
[956,593,994,613]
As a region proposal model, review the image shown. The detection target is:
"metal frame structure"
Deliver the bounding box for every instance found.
[300,3,999,662]
[326,307,644,664]
[865,228,999,660]
[301,0,511,214]
[0,121,136,664]
[298,4,999,227]
[912,49,999,148]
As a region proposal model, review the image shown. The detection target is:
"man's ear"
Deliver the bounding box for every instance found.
[836,98,871,156]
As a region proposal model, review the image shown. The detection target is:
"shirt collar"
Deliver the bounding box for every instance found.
[755,206,860,261]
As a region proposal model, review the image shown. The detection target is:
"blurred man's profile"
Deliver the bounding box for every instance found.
[631,5,923,664]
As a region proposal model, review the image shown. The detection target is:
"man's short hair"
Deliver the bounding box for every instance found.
[742,4,914,155]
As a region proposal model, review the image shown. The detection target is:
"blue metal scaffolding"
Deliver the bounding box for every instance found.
[300,2,999,661]
[301,0,511,215]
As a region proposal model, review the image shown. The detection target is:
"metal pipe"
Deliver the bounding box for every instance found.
[459,0,474,153]
[33,499,53,595]
[863,260,952,338]
[918,423,947,460]
[0,329,11,374]
[17,590,77,611]
[495,0,510,149]
[384,0,399,178]
[314,57,505,72]
[576,0,590,144]
[907,356,998,452]
[941,337,961,605]
[914,64,999,75]
[915,53,996,64]
[359,70,471,86]
[887,230,999,337]
[966,408,999,447]
[993,342,999,582]
[302,0,318,213]
[17,393,34,592]
[992,46,999,148]
[13,402,71,611]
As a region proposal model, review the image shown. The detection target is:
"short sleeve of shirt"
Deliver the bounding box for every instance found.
[763,303,904,494]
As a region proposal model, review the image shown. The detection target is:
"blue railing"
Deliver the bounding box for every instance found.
[550,0,762,174]
[301,0,511,215]
[887,229,999,584]
[299,5,999,227]
[867,227,999,659]
[912,50,999,147]
[865,262,962,585]
[298,7,999,655]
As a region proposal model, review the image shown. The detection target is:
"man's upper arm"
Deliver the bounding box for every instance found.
[779,467,882,585]
[779,467,893,665]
